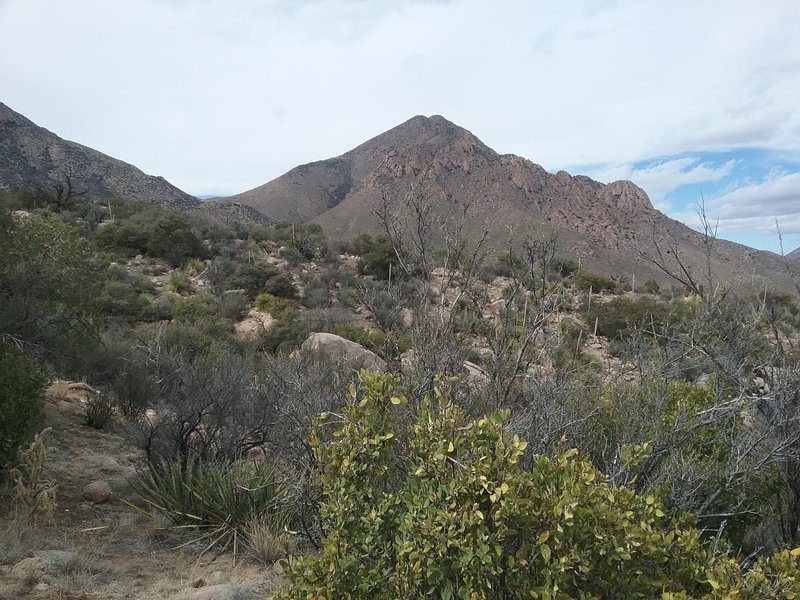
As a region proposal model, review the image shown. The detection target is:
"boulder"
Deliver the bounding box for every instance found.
[83,480,112,504]
[67,381,98,394]
[399,308,414,329]
[485,299,506,318]
[11,557,46,583]
[462,361,489,386]
[300,332,387,373]
[11,551,76,583]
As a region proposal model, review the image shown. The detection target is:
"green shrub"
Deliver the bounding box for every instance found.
[217,290,249,321]
[226,262,280,299]
[489,249,524,278]
[94,208,208,267]
[300,276,330,309]
[185,258,207,277]
[272,222,327,260]
[585,295,675,340]
[330,324,385,354]
[93,220,150,257]
[0,209,104,369]
[279,246,305,266]
[572,268,620,293]
[172,293,218,322]
[262,273,299,300]
[169,273,190,294]
[549,256,580,278]
[96,281,152,319]
[0,345,48,470]
[84,394,115,429]
[275,373,794,599]
[255,316,311,354]
[353,234,397,280]
[255,294,300,321]
[643,279,661,295]
[146,213,208,267]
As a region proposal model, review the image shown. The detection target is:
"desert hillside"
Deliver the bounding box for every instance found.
[0,102,197,208]
[210,115,797,292]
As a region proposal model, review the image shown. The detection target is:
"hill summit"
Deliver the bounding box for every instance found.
[0,102,197,208]
[212,115,793,290]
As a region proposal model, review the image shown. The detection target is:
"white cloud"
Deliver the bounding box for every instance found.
[0,0,798,210]
[672,170,800,237]
[586,157,736,206]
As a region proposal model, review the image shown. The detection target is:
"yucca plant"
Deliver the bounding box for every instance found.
[129,457,290,559]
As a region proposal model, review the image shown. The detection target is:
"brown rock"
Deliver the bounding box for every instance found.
[11,557,46,583]
[83,480,112,504]
[462,361,489,386]
[300,332,387,373]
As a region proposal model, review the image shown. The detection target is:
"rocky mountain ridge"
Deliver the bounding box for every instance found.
[0,102,197,208]
[211,115,796,291]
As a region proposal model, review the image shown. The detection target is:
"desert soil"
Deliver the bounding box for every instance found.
[0,383,283,600]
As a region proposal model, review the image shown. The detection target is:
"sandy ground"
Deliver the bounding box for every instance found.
[0,383,283,600]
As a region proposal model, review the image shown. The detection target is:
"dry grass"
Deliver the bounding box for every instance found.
[0,517,60,565]
[245,515,291,564]
[0,385,289,599]
[50,550,116,596]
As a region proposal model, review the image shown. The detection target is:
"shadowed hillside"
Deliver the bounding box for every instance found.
[0,102,197,208]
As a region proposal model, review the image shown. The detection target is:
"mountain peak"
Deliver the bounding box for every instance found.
[0,102,197,207]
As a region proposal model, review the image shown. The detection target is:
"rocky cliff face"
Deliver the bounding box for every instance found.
[0,102,197,208]
[214,114,797,291]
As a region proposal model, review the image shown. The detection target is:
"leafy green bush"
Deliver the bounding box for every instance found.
[0,209,104,368]
[132,458,291,554]
[549,256,580,278]
[255,315,312,354]
[643,279,661,295]
[488,248,524,278]
[0,345,48,470]
[226,262,280,299]
[300,276,330,309]
[272,222,327,260]
[262,273,299,300]
[94,207,208,267]
[274,373,795,599]
[96,280,153,319]
[353,234,397,280]
[571,268,620,293]
[585,295,676,340]
[145,213,209,267]
[255,294,300,320]
[172,292,218,322]
[330,324,385,354]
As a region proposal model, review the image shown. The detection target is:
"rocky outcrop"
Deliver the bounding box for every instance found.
[300,332,386,373]
[0,102,197,208]
[192,200,275,226]
[217,113,798,292]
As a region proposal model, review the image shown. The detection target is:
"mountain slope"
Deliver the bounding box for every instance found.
[213,115,797,290]
[0,102,197,208]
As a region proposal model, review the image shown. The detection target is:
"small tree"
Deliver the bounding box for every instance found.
[0,344,48,470]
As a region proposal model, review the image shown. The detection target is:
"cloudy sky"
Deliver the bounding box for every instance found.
[1,0,799,252]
